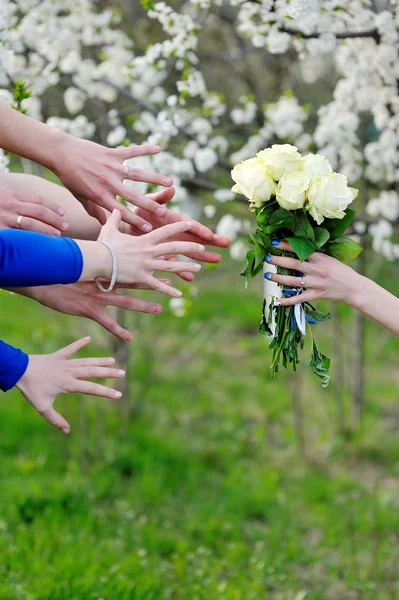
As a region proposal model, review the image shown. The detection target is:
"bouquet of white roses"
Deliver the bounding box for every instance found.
[231,144,361,387]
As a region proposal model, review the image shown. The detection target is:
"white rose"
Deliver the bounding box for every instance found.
[256,144,303,181]
[276,172,311,211]
[231,158,276,209]
[301,153,332,180]
[307,173,359,225]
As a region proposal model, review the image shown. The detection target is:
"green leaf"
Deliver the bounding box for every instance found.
[313,227,330,249]
[247,233,257,246]
[248,232,267,270]
[326,236,362,263]
[286,236,316,262]
[241,249,263,289]
[256,204,275,225]
[266,208,296,234]
[305,308,331,323]
[307,338,330,387]
[294,210,315,241]
[259,298,273,336]
[323,208,356,241]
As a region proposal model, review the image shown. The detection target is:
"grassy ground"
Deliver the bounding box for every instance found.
[1,252,399,600]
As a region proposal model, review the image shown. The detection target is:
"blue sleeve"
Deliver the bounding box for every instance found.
[0,340,29,392]
[0,230,83,287]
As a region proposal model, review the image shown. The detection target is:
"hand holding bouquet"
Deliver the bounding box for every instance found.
[231,145,361,387]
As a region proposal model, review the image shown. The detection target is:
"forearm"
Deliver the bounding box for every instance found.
[0,229,111,287]
[0,173,101,240]
[348,274,399,337]
[0,106,68,171]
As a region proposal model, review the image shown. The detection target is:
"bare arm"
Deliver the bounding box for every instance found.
[0,105,172,228]
[1,172,101,239]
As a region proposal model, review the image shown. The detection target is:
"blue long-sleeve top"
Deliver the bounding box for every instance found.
[0,229,84,391]
[0,341,29,392]
[0,229,83,287]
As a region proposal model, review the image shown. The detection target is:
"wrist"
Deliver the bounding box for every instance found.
[75,240,113,281]
[43,127,70,173]
[96,241,114,280]
[345,272,370,310]
[15,358,30,395]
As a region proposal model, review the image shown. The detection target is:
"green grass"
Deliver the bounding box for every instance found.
[1,256,399,599]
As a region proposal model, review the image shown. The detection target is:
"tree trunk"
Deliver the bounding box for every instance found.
[332,304,347,435]
[351,248,366,428]
[110,306,131,427]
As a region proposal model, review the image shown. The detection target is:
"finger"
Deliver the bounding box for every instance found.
[73,366,125,380]
[145,276,182,298]
[116,144,162,160]
[40,405,71,434]
[17,192,65,218]
[74,380,123,400]
[19,203,67,231]
[179,250,222,263]
[79,197,107,225]
[272,240,294,253]
[16,216,62,237]
[153,259,201,274]
[106,209,122,230]
[211,233,231,248]
[155,241,206,256]
[117,183,167,218]
[267,255,312,273]
[148,220,194,243]
[123,166,173,188]
[278,290,319,307]
[146,186,176,204]
[95,312,134,342]
[114,279,171,290]
[68,357,116,367]
[110,293,163,315]
[177,271,195,282]
[265,271,305,288]
[115,201,154,232]
[55,336,91,359]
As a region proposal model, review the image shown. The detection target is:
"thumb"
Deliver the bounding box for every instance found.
[146,186,175,205]
[54,336,91,360]
[40,405,71,434]
[107,209,122,229]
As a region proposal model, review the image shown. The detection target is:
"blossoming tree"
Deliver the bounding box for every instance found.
[1,0,398,422]
[1,0,398,261]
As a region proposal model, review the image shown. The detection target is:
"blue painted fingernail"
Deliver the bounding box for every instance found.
[264,272,272,280]
[264,255,272,263]
[272,240,280,247]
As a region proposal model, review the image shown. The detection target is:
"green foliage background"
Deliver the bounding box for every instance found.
[1,250,399,599]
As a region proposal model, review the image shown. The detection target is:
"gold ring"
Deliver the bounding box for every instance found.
[16,215,23,229]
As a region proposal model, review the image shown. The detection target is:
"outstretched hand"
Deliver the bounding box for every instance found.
[128,186,231,281]
[55,137,173,231]
[26,280,171,342]
[16,336,125,434]
[98,210,205,297]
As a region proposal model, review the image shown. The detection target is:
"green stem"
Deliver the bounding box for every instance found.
[271,326,289,374]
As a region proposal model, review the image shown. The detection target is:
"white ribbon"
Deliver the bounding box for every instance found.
[294,303,307,335]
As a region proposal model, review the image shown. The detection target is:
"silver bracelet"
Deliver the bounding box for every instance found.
[95,241,118,293]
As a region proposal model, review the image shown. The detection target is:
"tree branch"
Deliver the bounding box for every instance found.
[280,26,381,43]
[99,77,232,171]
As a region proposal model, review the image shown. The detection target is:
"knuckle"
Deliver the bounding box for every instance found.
[128,168,140,180]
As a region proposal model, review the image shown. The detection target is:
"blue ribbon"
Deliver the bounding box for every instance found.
[276,288,319,330]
